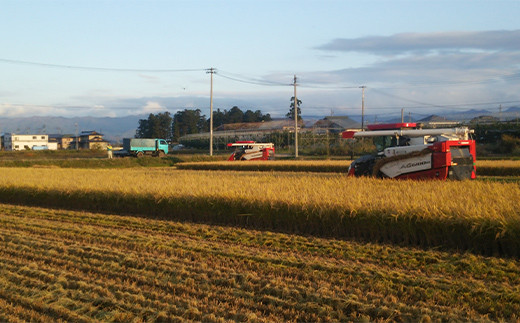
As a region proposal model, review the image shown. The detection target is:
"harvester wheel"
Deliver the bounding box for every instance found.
[136,151,144,158]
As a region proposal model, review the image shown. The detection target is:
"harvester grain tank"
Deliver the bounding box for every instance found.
[227,141,275,161]
[342,123,476,180]
[120,138,168,157]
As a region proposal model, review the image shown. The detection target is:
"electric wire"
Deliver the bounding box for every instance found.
[0,58,205,73]
[1,57,519,115]
[216,70,292,87]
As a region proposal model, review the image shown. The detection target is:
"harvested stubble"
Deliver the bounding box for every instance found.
[0,168,519,257]
[1,203,519,321]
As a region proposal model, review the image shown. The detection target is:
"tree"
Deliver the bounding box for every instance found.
[243,110,257,123]
[261,112,272,122]
[172,109,207,141]
[227,106,244,123]
[286,96,302,121]
[213,108,226,127]
[136,112,172,139]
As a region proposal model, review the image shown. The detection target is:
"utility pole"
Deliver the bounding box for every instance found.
[74,123,78,150]
[359,86,366,130]
[293,75,299,158]
[207,68,216,156]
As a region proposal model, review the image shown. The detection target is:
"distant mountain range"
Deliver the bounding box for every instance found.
[1,106,518,143]
[0,115,145,143]
[332,106,520,124]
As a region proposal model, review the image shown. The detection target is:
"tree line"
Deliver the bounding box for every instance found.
[136,106,273,142]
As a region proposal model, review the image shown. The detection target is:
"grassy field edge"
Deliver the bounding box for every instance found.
[1,185,518,258]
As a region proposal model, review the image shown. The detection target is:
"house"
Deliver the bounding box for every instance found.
[48,134,76,150]
[77,131,109,150]
[2,133,58,151]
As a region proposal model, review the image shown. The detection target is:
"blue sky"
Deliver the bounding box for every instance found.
[1,0,519,119]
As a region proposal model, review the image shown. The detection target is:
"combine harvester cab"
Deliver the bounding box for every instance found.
[342,123,476,180]
[227,141,275,161]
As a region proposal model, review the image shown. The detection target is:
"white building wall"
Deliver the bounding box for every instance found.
[4,133,51,151]
[47,142,58,150]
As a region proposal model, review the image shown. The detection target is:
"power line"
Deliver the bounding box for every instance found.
[369,88,520,110]
[218,70,363,88]
[216,70,292,87]
[0,58,205,73]
[364,100,520,111]
[0,103,184,110]
[370,88,446,108]
[373,71,520,89]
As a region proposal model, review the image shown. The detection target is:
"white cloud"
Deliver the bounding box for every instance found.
[136,101,167,115]
[317,30,520,54]
[0,103,56,117]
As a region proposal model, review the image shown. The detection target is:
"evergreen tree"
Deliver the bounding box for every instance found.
[172,109,207,141]
[136,112,172,139]
[286,96,303,121]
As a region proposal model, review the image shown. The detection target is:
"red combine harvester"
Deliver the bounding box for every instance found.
[227,141,275,161]
[342,123,477,180]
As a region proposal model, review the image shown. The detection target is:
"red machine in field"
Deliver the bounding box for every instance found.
[342,123,477,180]
[227,141,275,161]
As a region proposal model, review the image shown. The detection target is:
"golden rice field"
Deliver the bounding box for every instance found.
[176,160,351,172]
[177,159,520,176]
[1,203,519,322]
[0,167,519,256]
[476,159,520,176]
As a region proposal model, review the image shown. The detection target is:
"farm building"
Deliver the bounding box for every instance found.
[178,116,363,150]
[179,119,310,147]
[312,116,361,134]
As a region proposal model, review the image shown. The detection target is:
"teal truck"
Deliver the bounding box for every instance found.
[121,138,169,157]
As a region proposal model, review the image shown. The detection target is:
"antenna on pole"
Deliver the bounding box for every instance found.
[206,68,216,156]
[359,86,366,130]
[293,75,299,158]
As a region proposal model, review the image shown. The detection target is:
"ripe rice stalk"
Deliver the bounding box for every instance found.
[176,160,352,173]
[180,159,520,177]
[476,160,520,176]
[0,168,519,256]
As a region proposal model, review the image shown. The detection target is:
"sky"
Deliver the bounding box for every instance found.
[1,0,519,119]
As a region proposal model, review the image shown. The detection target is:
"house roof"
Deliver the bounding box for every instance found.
[418,115,453,122]
[80,130,104,136]
[313,116,361,129]
[216,119,305,131]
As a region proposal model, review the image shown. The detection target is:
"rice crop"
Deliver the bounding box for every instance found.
[178,159,520,176]
[477,159,520,176]
[0,156,180,168]
[0,168,519,256]
[176,160,352,172]
[1,203,519,322]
